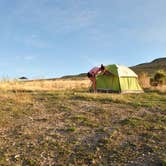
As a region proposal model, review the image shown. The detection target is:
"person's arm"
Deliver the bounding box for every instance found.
[105,71,111,75]
[102,68,111,75]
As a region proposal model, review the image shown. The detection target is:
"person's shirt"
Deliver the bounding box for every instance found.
[88,67,101,76]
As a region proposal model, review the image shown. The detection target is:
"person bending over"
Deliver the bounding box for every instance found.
[87,64,105,93]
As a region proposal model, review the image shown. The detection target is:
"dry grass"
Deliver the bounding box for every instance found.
[0,79,90,91]
[137,73,166,93]
[1,77,166,94]
[148,85,166,93]
[138,72,151,89]
[0,79,165,165]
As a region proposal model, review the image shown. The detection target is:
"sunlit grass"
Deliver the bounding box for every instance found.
[0,79,90,91]
[0,79,165,165]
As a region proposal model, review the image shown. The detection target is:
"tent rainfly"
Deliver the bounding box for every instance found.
[95,64,143,93]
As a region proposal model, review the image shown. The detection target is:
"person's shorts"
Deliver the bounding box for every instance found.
[87,72,95,78]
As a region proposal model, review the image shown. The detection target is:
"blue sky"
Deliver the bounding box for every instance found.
[0,0,166,79]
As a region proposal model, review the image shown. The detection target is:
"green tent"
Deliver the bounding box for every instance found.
[95,64,143,93]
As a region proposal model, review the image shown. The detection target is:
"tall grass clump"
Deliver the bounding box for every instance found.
[137,70,166,93]
[138,72,150,89]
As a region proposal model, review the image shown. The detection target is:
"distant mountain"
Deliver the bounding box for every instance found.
[60,73,87,80]
[60,57,166,79]
[130,57,166,76]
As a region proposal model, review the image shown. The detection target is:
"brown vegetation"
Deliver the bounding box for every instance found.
[0,79,165,165]
[0,79,90,92]
[138,72,150,89]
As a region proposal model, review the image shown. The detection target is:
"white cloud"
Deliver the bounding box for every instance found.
[24,56,35,61]
[16,55,37,61]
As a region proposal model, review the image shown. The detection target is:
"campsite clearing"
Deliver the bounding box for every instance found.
[0,80,165,165]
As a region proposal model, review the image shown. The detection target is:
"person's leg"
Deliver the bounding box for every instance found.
[90,76,96,93]
[93,77,97,93]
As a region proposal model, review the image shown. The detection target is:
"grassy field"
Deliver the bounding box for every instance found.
[0,79,165,165]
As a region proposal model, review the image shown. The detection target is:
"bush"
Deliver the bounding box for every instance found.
[151,70,166,86]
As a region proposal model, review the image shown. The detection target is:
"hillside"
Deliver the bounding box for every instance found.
[60,73,87,80]
[21,58,165,81]
[130,57,166,76]
[60,58,166,79]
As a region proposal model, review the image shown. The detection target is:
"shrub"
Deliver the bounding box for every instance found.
[150,78,158,86]
[152,70,166,86]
